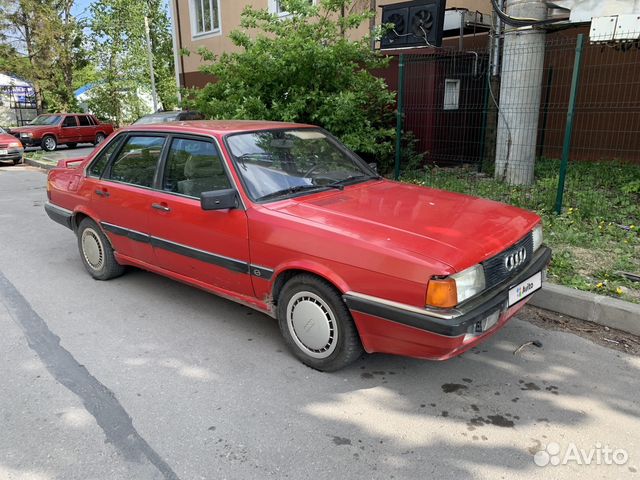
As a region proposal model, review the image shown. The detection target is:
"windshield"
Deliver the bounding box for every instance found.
[29,115,62,126]
[226,129,376,202]
[0,127,5,134]
[133,113,178,125]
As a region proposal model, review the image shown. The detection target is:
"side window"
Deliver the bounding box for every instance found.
[88,135,125,178]
[78,115,91,126]
[62,116,77,127]
[108,136,165,188]
[162,138,230,198]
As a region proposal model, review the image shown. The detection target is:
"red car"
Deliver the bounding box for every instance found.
[10,113,114,151]
[45,121,551,371]
[0,126,24,164]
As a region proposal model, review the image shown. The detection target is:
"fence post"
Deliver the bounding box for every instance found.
[394,54,405,181]
[555,34,585,214]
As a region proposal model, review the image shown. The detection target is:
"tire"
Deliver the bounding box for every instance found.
[276,274,363,371]
[67,143,77,149]
[94,133,106,145]
[41,135,57,152]
[13,156,22,165]
[76,218,125,280]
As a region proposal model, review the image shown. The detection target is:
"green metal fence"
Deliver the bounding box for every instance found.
[392,30,640,222]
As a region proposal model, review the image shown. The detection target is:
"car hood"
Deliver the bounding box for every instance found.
[0,133,18,142]
[10,125,49,134]
[265,180,540,272]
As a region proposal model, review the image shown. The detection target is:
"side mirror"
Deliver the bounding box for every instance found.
[201,189,239,211]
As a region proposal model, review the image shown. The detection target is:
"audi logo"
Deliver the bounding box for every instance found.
[504,247,527,271]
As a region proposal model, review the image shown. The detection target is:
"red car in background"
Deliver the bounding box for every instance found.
[10,113,114,151]
[45,121,551,371]
[0,126,24,165]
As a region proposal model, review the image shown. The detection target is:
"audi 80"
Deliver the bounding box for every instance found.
[45,121,551,371]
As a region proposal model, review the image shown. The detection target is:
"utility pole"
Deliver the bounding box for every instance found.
[494,0,547,185]
[144,15,159,112]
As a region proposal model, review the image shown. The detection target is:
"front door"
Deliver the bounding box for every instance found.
[59,115,80,144]
[86,134,167,264]
[147,135,253,296]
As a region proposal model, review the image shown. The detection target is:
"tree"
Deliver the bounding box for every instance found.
[185,0,396,164]
[88,0,177,125]
[0,0,86,112]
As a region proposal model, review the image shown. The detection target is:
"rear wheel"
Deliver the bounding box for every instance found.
[41,135,57,152]
[94,133,106,145]
[276,274,363,371]
[77,218,125,280]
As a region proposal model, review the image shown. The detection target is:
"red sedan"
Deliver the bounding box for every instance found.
[45,121,551,371]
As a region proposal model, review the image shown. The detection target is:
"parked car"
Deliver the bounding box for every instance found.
[45,120,551,371]
[10,113,114,152]
[133,110,205,125]
[0,127,24,165]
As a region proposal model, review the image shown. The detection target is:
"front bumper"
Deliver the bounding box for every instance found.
[344,245,552,359]
[0,150,23,162]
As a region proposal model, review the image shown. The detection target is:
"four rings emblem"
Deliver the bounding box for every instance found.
[504,247,527,271]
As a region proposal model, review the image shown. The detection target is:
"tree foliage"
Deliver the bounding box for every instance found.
[88,0,178,125]
[0,0,87,112]
[186,0,396,162]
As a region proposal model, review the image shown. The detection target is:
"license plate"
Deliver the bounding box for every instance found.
[0,150,7,155]
[508,271,542,307]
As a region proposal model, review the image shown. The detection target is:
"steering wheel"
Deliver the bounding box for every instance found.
[302,163,320,178]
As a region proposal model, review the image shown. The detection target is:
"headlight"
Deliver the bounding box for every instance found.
[426,264,486,308]
[20,132,32,138]
[532,224,543,252]
[451,264,486,304]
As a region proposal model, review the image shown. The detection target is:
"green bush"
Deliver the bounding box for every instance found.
[184,0,396,166]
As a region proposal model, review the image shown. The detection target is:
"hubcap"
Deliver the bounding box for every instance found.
[81,228,104,271]
[287,291,338,359]
[96,134,105,144]
[44,138,55,150]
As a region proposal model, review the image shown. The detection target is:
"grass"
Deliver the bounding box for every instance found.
[401,158,640,303]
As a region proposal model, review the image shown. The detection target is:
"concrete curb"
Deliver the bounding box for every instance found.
[530,283,640,336]
[23,157,56,171]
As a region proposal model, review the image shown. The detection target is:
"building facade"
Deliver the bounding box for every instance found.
[169,0,493,89]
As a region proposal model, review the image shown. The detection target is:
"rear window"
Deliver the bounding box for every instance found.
[108,136,166,188]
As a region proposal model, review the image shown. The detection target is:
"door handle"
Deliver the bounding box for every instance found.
[95,188,110,197]
[151,202,171,212]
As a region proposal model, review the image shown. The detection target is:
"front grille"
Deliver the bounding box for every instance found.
[482,232,533,288]
[0,144,7,149]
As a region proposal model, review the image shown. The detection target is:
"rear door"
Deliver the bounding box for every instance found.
[85,133,167,264]
[147,134,253,296]
[77,115,95,144]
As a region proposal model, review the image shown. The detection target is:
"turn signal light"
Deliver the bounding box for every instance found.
[426,278,457,308]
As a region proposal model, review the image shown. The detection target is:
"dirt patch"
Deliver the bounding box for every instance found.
[521,306,640,356]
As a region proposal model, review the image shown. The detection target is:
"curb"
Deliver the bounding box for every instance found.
[23,157,56,171]
[529,283,640,336]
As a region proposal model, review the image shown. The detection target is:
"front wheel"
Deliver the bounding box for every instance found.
[41,135,57,152]
[77,218,125,280]
[277,274,363,371]
[13,156,22,165]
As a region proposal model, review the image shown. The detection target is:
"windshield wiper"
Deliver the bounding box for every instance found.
[327,173,379,189]
[257,184,324,201]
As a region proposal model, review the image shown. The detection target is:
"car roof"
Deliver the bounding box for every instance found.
[120,120,317,136]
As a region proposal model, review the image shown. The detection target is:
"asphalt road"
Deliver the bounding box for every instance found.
[26,144,96,162]
[0,165,638,480]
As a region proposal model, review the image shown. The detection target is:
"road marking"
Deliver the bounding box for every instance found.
[0,269,181,480]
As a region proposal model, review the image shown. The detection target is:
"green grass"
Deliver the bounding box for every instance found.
[401,159,640,303]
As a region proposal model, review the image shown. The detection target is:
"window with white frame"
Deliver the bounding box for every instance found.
[269,0,314,17]
[443,79,460,110]
[191,0,220,37]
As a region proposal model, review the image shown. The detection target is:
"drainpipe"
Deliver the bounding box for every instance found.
[494,0,547,185]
